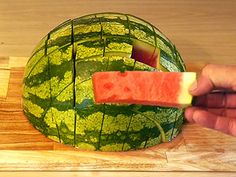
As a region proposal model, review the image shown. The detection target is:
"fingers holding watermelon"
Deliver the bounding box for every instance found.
[192,92,236,108]
[189,64,236,95]
[185,106,236,136]
[185,64,236,136]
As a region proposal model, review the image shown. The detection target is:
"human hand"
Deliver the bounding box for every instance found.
[185,64,236,136]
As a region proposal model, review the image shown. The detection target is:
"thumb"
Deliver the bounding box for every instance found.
[189,64,236,96]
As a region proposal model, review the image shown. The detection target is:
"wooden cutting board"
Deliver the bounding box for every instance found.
[0,56,236,173]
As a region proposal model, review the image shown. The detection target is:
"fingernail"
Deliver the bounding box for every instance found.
[189,80,197,92]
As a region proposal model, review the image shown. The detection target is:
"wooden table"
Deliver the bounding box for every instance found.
[0,0,236,176]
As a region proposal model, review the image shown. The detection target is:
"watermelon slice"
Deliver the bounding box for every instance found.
[92,71,196,108]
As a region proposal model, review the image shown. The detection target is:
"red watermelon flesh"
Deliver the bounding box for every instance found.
[131,41,159,68]
[92,71,196,108]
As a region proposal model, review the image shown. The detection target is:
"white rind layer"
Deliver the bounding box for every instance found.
[178,72,197,108]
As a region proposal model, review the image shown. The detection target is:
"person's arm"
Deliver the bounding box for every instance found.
[185,64,236,136]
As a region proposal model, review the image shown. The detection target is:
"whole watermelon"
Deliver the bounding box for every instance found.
[23,12,186,151]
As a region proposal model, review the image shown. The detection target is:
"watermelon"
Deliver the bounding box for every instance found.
[23,12,186,151]
[92,71,196,108]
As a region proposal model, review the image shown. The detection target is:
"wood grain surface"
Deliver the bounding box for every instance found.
[0,0,236,176]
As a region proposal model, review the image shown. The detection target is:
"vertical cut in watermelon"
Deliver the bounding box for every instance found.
[92,71,196,108]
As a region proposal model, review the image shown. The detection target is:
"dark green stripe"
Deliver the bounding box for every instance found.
[58,121,74,145]
[122,114,133,151]
[24,61,72,87]
[23,95,50,111]
[24,110,50,135]
[78,39,104,48]
[25,43,71,80]
[74,32,101,43]
[24,86,74,112]
[174,46,186,72]
[155,32,175,53]
[73,15,99,26]
[130,21,154,36]
[47,35,71,49]
[160,49,176,64]
[49,19,71,34]
[170,111,184,140]
[105,35,133,44]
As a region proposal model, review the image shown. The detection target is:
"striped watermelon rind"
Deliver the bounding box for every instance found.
[23,12,186,151]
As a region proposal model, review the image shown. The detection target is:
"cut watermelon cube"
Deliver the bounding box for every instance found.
[131,40,160,68]
[92,71,196,108]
